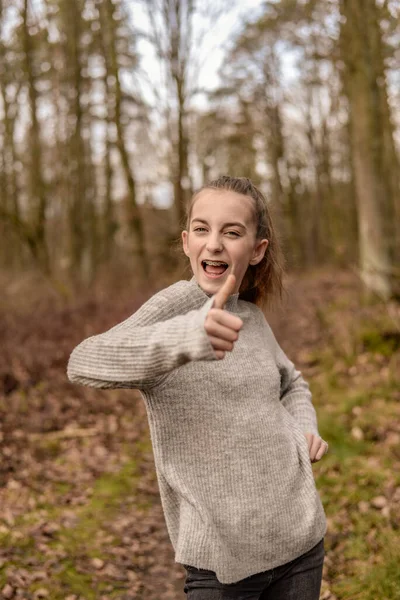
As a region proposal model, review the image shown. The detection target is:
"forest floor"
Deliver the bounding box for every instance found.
[0,267,399,600]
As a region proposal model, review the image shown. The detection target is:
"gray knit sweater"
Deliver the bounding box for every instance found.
[67,276,327,584]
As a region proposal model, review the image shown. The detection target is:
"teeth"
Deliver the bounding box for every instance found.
[203,260,228,266]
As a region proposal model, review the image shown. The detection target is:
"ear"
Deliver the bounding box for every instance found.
[249,239,269,265]
[182,230,190,257]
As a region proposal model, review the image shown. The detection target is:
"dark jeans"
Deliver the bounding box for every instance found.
[183,538,324,600]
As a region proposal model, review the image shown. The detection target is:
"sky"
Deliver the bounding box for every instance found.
[123,1,268,206]
[129,0,266,106]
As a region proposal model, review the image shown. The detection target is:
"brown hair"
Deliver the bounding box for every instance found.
[185,175,286,310]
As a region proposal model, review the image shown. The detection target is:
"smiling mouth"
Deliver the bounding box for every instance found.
[201,260,229,276]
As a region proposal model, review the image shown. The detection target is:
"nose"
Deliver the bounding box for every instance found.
[206,233,223,253]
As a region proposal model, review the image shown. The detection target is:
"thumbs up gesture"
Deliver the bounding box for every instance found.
[204,273,244,359]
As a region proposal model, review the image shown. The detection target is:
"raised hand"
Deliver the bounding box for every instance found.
[204,274,243,359]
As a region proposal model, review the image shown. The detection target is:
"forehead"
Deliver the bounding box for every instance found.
[191,190,255,224]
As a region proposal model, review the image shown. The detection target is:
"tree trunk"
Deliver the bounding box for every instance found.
[168,0,192,230]
[0,5,22,269]
[67,0,86,280]
[103,0,149,280]
[22,0,50,273]
[339,0,395,299]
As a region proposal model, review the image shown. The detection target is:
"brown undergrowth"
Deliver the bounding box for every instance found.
[0,267,399,599]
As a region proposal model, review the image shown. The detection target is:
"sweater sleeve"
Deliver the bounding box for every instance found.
[67,291,217,391]
[275,345,320,436]
[260,313,319,436]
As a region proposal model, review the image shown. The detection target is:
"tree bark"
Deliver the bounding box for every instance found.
[340,0,395,299]
[22,0,50,273]
[103,0,149,280]
[67,0,86,279]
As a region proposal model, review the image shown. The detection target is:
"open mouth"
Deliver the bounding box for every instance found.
[201,260,229,277]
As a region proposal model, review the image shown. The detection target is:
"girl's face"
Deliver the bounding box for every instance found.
[182,190,269,295]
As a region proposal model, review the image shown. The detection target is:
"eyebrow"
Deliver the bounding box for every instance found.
[191,218,247,230]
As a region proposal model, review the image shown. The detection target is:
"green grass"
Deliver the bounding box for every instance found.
[310,297,400,599]
[332,531,400,600]
[49,459,139,553]
[0,455,144,597]
[39,459,142,597]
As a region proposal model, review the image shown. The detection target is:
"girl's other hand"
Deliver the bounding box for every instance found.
[304,433,329,463]
[204,273,243,359]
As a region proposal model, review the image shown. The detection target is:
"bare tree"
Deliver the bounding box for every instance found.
[339,0,399,299]
[21,0,50,271]
[140,0,232,231]
[0,0,23,268]
[99,0,149,279]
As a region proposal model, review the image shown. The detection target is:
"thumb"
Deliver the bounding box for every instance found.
[213,273,237,310]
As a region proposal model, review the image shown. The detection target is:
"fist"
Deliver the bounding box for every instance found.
[304,433,329,463]
[204,273,243,360]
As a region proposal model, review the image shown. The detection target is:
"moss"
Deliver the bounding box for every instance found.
[55,561,97,598]
[135,436,153,454]
[51,459,139,558]
[311,304,400,598]
[317,414,369,461]
[332,532,400,599]
[27,561,98,600]
[33,437,63,460]
[0,529,36,552]
[22,459,144,595]
[54,481,73,494]
[1,453,144,595]
[360,328,400,356]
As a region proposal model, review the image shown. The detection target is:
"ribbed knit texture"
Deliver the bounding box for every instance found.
[67,276,327,584]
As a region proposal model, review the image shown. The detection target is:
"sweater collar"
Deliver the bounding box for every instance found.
[190,276,239,312]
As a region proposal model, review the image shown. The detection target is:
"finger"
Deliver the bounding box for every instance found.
[314,443,326,462]
[213,273,237,310]
[214,349,225,360]
[205,322,239,343]
[311,446,325,462]
[208,335,235,352]
[316,441,328,460]
[311,436,328,462]
[304,433,313,452]
[210,309,243,331]
[309,436,321,461]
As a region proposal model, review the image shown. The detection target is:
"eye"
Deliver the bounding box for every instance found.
[193,227,207,232]
[226,231,240,237]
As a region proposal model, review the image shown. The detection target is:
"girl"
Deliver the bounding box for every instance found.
[67,176,329,600]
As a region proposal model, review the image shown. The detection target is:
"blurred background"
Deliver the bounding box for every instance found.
[0,1,399,599]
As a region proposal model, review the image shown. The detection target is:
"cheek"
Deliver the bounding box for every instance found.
[233,242,254,263]
[186,237,201,257]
